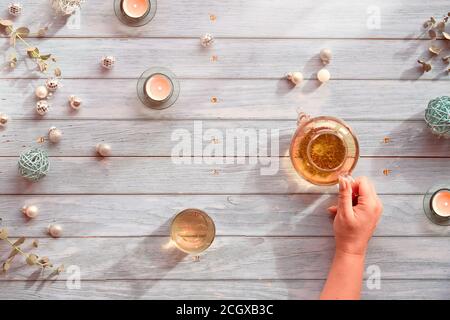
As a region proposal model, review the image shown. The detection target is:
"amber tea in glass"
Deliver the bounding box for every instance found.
[290,114,359,186]
[170,208,216,255]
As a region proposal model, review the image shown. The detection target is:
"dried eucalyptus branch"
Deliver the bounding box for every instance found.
[0,228,64,275]
[0,19,61,76]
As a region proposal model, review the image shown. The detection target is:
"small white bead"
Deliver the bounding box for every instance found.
[48,127,62,143]
[317,69,331,83]
[35,86,48,99]
[319,48,332,65]
[96,143,111,157]
[22,205,39,218]
[287,72,304,85]
[48,224,63,238]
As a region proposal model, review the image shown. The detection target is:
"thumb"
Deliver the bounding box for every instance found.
[338,176,354,219]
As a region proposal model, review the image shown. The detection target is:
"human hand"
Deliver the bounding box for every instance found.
[327,176,383,256]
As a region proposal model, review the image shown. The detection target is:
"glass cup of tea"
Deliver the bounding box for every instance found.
[170,208,216,256]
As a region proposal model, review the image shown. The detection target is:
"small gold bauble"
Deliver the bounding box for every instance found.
[48,224,62,238]
[317,69,331,83]
[0,113,9,125]
[48,127,62,143]
[35,86,49,99]
[287,72,304,85]
[319,48,332,65]
[22,205,39,218]
[96,143,111,157]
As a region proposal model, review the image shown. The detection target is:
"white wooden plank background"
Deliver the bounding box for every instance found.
[0,0,449,300]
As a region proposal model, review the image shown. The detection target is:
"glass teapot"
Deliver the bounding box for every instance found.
[290,113,360,186]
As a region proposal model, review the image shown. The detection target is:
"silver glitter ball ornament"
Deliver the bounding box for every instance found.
[36,100,50,116]
[45,78,59,92]
[101,56,115,69]
[200,33,214,47]
[8,3,22,16]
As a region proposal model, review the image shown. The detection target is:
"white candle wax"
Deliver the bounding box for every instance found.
[145,74,174,102]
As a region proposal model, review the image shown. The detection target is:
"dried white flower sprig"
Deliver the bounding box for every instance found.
[0,19,61,76]
[0,228,64,274]
[51,0,84,16]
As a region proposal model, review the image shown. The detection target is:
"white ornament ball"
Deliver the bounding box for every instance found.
[0,113,8,126]
[101,56,115,69]
[48,224,62,238]
[36,100,50,116]
[22,205,39,219]
[8,3,22,16]
[48,127,62,143]
[96,143,111,157]
[35,85,48,99]
[287,72,304,86]
[319,48,332,65]
[200,33,214,47]
[69,95,82,110]
[317,69,331,83]
[45,78,59,92]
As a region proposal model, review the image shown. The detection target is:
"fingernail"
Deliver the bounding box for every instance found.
[339,176,345,191]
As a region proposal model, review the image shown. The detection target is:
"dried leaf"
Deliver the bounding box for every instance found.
[26,253,38,266]
[428,29,437,39]
[39,54,51,61]
[54,67,61,77]
[0,19,13,27]
[429,45,442,55]
[37,27,48,37]
[15,27,30,37]
[443,32,450,40]
[38,61,48,72]
[0,228,8,240]
[12,237,25,247]
[2,261,10,272]
[418,59,432,72]
[26,47,39,58]
[7,246,20,259]
[56,264,64,274]
[9,52,17,69]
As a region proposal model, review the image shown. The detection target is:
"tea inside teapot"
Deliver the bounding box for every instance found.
[290,114,359,186]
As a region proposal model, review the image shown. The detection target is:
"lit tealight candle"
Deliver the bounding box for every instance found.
[121,0,150,19]
[431,189,450,217]
[145,74,174,102]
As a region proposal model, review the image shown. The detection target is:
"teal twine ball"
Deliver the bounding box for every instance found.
[425,96,450,138]
[18,148,49,182]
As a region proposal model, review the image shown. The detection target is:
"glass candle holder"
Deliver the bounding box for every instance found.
[137,67,180,110]
[114,0,157,27]
[423,183,450,226]
[170,208,216,256]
